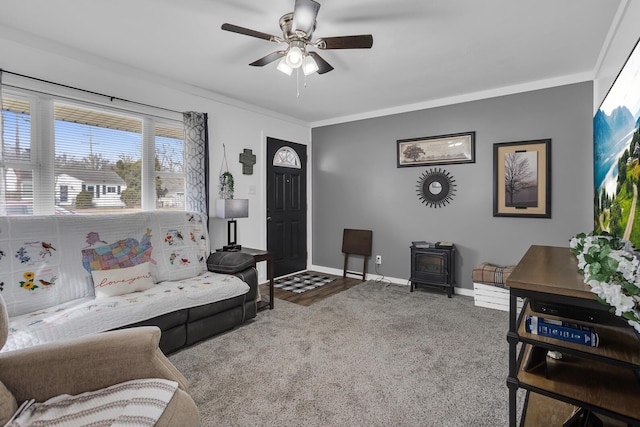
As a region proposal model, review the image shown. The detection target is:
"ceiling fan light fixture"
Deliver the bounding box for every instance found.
[285,46,304,68]
[222,0,374,79]
[277,57,293,75]
[302,54,319,75]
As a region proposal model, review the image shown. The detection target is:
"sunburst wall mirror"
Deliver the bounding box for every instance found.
[416,168,456,208]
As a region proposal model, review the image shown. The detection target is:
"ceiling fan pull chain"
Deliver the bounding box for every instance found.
[296,67,300,98]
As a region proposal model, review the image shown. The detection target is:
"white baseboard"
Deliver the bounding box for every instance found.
[453,287,474,297]
[308,264,474,297]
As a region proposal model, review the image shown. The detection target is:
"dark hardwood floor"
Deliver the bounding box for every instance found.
[259,271,365,306]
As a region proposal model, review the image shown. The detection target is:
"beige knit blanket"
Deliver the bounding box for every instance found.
[6,378,178,426]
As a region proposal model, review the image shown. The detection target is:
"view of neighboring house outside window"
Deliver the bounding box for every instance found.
[155,123,185,210]
[1,96,34,215]
[1,91,185,216]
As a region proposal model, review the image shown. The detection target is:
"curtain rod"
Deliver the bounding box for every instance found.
[0,69,183,115]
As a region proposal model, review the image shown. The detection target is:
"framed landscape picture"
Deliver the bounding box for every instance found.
[397,131,475,167]
[493,139,551,218]
[594,37,640,246]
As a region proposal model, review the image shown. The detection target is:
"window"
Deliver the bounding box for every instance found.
[54,102,143,211]
[155,123,185,210]
[1,90,185,215]
[1,97,33,214]
[273,146,301,169]
[59,185,68,202]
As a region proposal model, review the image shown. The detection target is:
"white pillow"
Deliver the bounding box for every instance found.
[91,262,154,298]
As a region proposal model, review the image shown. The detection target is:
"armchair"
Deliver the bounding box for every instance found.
[0,295,200,426]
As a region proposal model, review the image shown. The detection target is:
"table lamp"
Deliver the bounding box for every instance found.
[215,199,249,251]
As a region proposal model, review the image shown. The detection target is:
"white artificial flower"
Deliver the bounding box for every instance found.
[622,239,635,253]
[607,289,635,316]
[571,233,640,331]
[617,258,637,281]
[576,253,587,270]
[600,282,621,301]
[586,280,605,298]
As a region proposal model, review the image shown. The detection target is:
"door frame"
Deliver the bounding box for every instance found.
[265,137,308,277]
[259,133,312,279]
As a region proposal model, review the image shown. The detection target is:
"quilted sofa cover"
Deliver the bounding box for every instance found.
[0,211,251,352]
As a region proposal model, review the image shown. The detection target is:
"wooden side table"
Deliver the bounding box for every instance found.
[216,247,274,311]
[506,245,640,426]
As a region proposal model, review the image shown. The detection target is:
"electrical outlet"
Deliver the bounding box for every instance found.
[375,255,382,265]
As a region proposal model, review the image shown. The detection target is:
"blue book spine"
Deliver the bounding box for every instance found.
[525,315,599,347]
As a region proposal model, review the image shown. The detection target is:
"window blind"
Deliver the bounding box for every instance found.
[1,89,186,215]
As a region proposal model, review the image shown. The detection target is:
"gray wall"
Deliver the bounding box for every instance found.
[311,82,594,291]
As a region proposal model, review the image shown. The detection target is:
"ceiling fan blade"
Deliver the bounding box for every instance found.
[249,51,286,67]
[293,0,320,35]
[318,35,374,50]
[308,52,334,74]
[221,23,278,42]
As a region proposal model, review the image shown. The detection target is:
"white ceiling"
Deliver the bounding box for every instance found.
[0,0,622,125]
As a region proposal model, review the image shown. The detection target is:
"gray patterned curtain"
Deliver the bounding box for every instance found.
[183,112,209,215]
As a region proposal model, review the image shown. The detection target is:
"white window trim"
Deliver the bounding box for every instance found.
[273,146,302,169]
[2,85,185,215]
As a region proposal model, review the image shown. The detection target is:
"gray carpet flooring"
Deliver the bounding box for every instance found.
[169,280,517,426]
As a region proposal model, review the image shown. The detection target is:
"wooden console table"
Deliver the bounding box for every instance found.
[217,247,274,311]
[507,245,640,426]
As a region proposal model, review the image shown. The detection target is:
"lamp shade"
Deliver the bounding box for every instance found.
[277,57,293,75]
[302,55,319,75]
[215,199,249,219]
[285,46,303,69]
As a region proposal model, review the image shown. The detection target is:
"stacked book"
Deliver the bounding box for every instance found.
[525,315,599,347]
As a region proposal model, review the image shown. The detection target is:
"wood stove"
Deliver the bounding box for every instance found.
[410,243,456,297]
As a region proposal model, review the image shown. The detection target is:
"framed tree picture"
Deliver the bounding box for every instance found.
[493,139,551,218]
[397,132,475,167]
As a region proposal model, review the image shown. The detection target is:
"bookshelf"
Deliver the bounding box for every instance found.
[507,245,640,426]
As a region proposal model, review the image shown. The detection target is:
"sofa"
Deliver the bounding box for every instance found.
[0,211,257,354]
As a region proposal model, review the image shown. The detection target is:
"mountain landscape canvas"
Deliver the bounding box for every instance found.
[594,39,640,247]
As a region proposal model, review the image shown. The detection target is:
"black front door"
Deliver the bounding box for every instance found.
[266,137,307,277]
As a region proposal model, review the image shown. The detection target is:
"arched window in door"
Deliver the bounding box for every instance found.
[273,146,301,169]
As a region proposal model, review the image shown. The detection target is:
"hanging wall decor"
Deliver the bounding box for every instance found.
[398,132,475,167]
[239,149,256,175]
[416,168,456,208]
[219,144,235,199]
[493,139,551,218]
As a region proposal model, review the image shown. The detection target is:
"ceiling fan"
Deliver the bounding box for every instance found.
[221,0,373,76]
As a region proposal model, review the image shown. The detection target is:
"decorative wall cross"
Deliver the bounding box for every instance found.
[239,149,256,175]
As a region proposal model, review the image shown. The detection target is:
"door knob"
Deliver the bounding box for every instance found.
[266,216,272,221]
